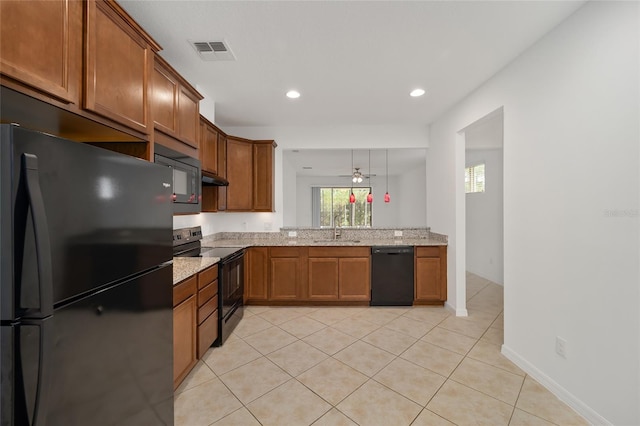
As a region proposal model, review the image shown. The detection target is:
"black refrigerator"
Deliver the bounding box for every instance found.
[0,125,174,426]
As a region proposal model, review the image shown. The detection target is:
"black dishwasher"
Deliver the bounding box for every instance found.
[370,246,415,306]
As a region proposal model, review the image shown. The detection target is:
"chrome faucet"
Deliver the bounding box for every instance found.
[333,214,342,240]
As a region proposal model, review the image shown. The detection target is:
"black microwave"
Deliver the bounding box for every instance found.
[154,144,200,214]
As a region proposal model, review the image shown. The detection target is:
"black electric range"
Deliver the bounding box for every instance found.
[173,226,245,346]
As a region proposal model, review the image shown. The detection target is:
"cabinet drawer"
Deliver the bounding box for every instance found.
[197,309,218,358]
[173,275,197,307]
[198,294,218,325]
[198,264,218,289]
[308,247,370,258]
[416,246,442,257]
[270,247,300,257]
[198,280,218,307]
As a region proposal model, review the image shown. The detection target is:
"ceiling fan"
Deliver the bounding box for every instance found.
[338,167,376,182]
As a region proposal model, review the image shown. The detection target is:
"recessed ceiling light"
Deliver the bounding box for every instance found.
[286,90,301,99]
[410,88,426,97]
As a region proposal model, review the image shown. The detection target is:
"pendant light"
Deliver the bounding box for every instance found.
[349,149,356,204]
[384,149,391,203]
[366,150,373,203]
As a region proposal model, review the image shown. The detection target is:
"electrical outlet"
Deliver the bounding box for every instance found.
[288,231,297,237]
[394,230,403,237]
[556,336,567,358]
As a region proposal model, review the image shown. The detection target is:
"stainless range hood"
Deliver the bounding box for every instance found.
[202,171,229,186]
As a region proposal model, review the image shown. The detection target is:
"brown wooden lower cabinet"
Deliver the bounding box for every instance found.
[245,247,269,302]
[196,265,219,358]
[338,257,371,301]
[415,246,447,304]
[308,258,339,300]
[270,249,302,300]
[173,276,197,390]
[242,245,446,305]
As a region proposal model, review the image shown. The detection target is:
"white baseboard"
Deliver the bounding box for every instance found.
[501,345,610,426]
[445,301,468,317]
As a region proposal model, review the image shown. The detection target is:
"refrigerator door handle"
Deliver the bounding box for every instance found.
[21,154,54,318]
[20,318,54,426]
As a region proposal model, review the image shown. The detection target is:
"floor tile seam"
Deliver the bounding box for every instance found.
[174,374,219,396]
[443,376,517,410]
[437,323,486,340]
[206,349,263,376]
[512,405,565,426]
[417,336,475,356]
[396,352,454,380]
[464,352,525,377]
[446,373,522,407]
[246,377,333,425]
[257,312,307,326]
[381,324,432,341]
[242,330,299,356]
[332,340,400,377]
[212,373,254,420]
[410,407,455,426]
[217,353,294,394]
[368,374,436,408]
[295,368,369,410]
[207,405,262,426]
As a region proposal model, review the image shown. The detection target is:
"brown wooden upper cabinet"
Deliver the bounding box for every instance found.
[0,0,83,104]
[199,117,219,175]
[216,136,276,212]
[226,136,254,211]
[253,141,276,212]
[84,0,160,134]
[152,55,202,149]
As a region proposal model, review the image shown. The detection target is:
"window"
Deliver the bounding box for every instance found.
[313,187,372,227]
[465,163,485,193]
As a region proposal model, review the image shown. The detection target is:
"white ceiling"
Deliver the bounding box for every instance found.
[120,1,585,128]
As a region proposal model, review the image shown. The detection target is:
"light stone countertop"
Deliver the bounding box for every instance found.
[174,236,447,285]
[201,237,447,248]
[173,256,219,285]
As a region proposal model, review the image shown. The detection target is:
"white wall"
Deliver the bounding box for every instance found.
[465,148,503,284]
[427,2,639,424]
[396,161,428,227]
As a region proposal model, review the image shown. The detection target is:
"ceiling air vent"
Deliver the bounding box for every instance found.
[189,40,235,61]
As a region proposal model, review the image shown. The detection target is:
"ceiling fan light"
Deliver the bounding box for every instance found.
[352,176,357,183]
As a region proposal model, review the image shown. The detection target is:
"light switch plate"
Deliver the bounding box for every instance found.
[288,231,297,237]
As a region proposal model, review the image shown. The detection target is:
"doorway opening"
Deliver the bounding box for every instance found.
[460,108,504,342]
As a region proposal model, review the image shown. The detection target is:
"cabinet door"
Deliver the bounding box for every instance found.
[177,86,199,148]
[217,133,228,211]
[0,0,81,103]
[85,0,151,133]
[253,142,275,212]
[415,257,441,301]
[226,138,253,211]
[270,258,299,300]
[173,295,197,389]
[339,257,371,301]
[308,258,339,300]
[152,63,178,135]
[200,122,218,174]
[246,247,269,301]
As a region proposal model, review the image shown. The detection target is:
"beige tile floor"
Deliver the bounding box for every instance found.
[174,272,589,426]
